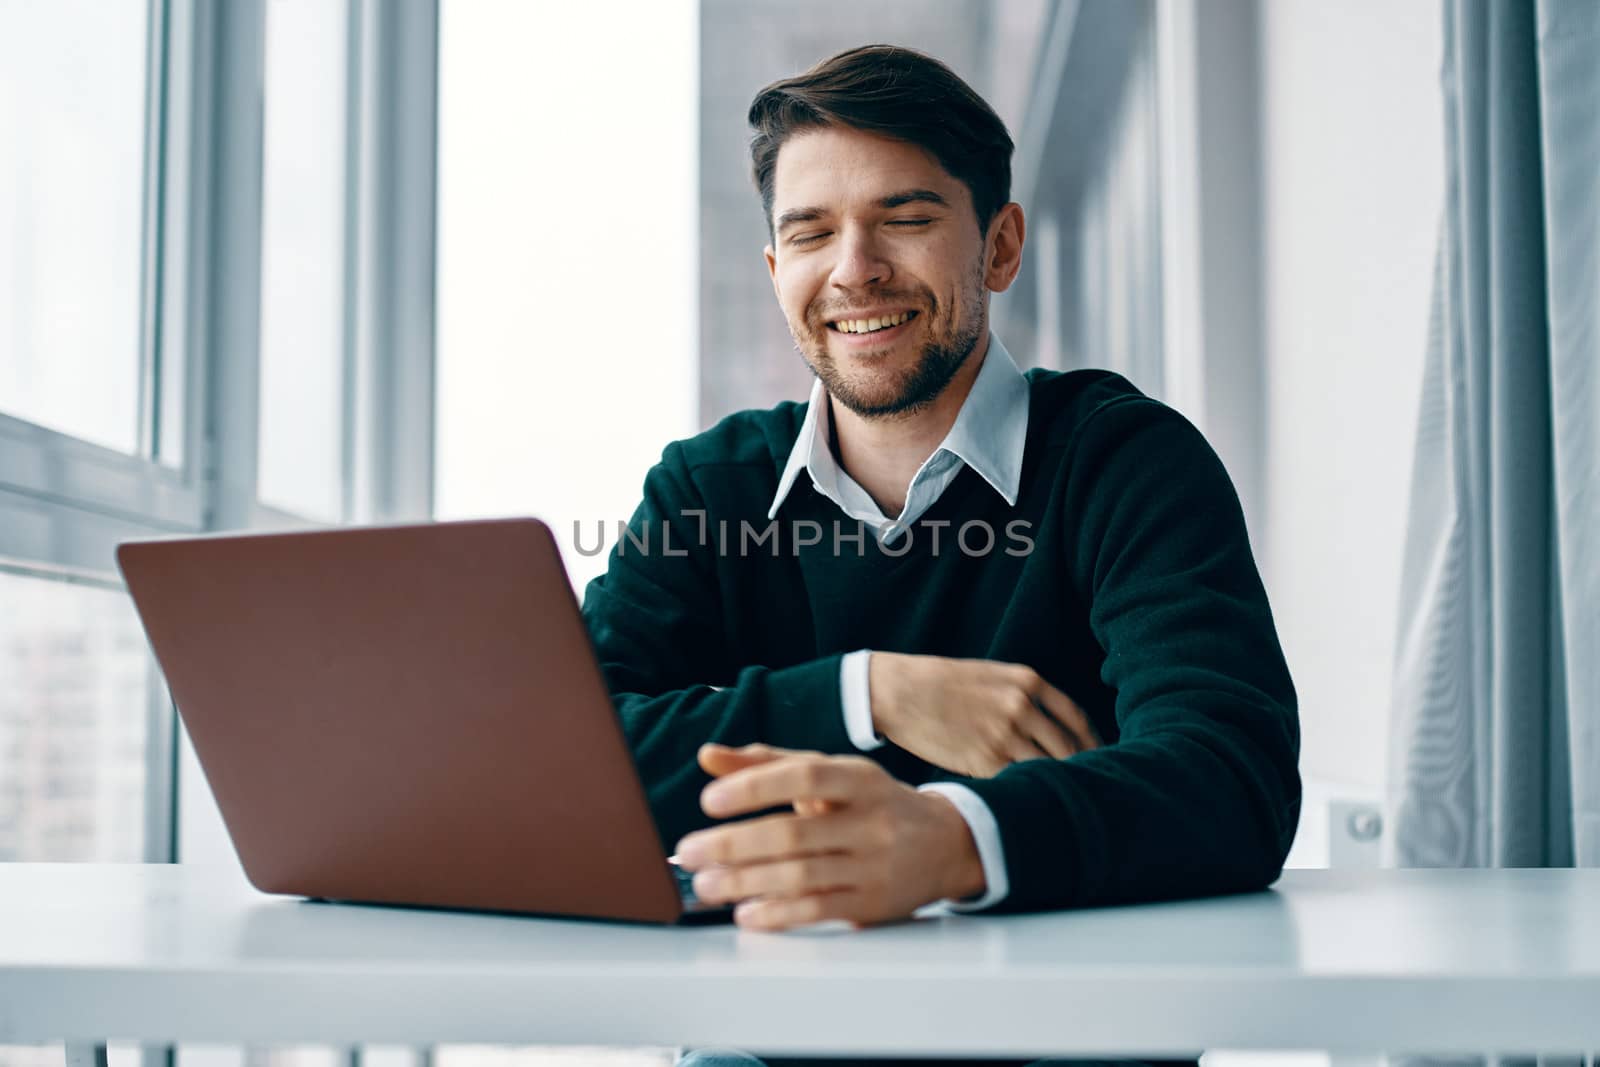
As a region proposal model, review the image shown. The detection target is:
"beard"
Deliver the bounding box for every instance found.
[793,263,987,420]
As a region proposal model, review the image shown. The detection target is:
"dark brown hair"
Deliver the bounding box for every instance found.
[748,44,1014,242]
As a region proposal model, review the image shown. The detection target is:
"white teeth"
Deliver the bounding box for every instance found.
[835,311,912,334]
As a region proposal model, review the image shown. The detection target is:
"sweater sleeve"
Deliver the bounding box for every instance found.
[957,397,1302,912]
[579,441,857,851]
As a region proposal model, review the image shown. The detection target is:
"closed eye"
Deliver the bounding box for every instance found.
[790,219,934,247]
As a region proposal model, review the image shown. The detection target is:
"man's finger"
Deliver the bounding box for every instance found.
[698,742,805,778]
[700,754,875,817]
[794,797,840,817]
[1031,683,1101,751]
[692,853,859,904]
[1021,705,1078,760]
[734,888,868,931]
[1002,733,1051,766]
[675,809,871,869]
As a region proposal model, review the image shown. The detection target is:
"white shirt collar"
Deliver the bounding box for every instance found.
[766,331,1031,521]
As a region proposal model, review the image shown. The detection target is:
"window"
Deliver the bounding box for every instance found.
[256,0,353,522]
[0,567,150,863]
[0,0,153,455]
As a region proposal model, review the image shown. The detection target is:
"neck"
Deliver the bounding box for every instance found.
[830,331,990,519]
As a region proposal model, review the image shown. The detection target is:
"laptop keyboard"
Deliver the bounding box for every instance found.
[665,863,735,924]
[673,863,704,907]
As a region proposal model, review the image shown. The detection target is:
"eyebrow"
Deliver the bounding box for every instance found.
[775,188,951,234]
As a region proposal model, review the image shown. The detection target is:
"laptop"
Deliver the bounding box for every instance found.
[116,517,731,924]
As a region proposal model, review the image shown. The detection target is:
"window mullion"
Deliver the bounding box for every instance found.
[341,0,364,524]
[348,0,439,526]
[192,0,267,534]
[136,0,170,462]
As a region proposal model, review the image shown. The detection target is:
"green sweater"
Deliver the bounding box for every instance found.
[580,368,1301,913]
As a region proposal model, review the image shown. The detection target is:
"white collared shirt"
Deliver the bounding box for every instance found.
[765,331,1030,910]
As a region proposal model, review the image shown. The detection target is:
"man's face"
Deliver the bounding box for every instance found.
[764,125,1003,419]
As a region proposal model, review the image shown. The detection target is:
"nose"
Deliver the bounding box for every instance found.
[828,224,894,291]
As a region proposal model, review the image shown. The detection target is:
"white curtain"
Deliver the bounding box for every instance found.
[1387,0,1599,872]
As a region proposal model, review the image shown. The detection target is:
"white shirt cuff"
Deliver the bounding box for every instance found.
[916,782,1010,910]
[840,649,883,751]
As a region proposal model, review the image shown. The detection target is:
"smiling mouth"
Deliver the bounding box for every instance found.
[826,310,919,335]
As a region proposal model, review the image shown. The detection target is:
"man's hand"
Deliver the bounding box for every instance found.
[674,743,985,931]
[869,653,1101,777]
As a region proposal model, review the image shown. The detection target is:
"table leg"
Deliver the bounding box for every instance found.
[64,1045,109,1067]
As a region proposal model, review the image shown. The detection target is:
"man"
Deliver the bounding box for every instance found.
[581,44,1299,941]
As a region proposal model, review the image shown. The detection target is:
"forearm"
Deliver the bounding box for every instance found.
[960,699,1300,911]
[977,394,1303,911]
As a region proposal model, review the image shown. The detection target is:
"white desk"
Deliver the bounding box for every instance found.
[2,865,1598,1058]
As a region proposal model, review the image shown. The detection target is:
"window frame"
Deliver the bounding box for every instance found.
[0,0,440,875]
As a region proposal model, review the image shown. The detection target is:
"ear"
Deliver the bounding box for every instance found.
[764,244,780,299]
[983,203,1026,293]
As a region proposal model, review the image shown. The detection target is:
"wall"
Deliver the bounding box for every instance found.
[1258,0,1444,795]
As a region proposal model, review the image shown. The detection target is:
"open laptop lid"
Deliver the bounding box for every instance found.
[117,518,685,923]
